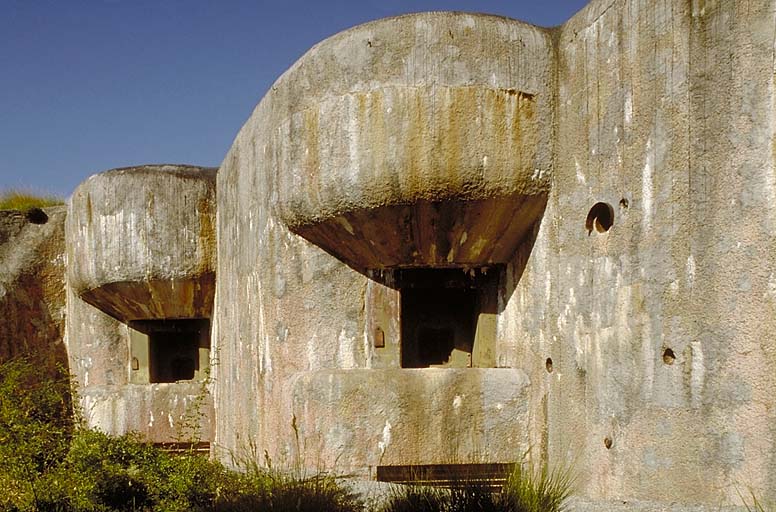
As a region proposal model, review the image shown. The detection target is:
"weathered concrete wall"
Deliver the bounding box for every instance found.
[36,0,776,508]
[496,0,776,507]
[213,1,776,507]
[65,288,215,443]
[67,165,216,322]
[271,13,552,271]
[214,12,554,472]
[0,207,67,368]
[65,165,216,444]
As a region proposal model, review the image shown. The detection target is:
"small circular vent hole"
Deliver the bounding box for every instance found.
[585,202,614,234]
[662,348,676,365]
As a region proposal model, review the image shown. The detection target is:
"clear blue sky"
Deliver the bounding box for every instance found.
[0,0,590,197]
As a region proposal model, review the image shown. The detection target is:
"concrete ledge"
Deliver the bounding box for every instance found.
[293,194,547,269]
[80,381,214,444]
[288,368,531,474]
[567,498,749,512]
[79,275,215,322]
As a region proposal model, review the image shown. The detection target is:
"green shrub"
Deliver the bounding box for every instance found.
[0,190,64,211]
[0,355,357,512]
[0,357,74,512]
[380,485,449,512]
[382,484,509,512]
[40,430,244,512]
[0,356,247,512]
[157,450,245,511]
[216,472,361,512]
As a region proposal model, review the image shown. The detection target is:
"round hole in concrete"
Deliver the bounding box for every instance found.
[585,202,614,234]
[619,198,629,208]
[604,437,613,449]
[545,357,553,373]
[662,348,676,365]
[26,208,48,225]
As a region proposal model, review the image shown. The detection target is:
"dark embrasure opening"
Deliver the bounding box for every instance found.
[397,268,498,368]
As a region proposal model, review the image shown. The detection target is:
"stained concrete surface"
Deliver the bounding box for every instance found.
[67,165,216,322]
[0,207,67,368]
[213,3,776,507]
[65,165,216,445]
[4,1,776,510]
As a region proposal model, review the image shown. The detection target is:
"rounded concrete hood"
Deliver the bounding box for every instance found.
[269,12,554,269]
[66,165,217,321]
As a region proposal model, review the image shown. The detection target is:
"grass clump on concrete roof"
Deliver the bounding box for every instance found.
[0,189,64,211]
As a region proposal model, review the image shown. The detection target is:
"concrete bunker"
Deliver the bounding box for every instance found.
[65,165,217,444]
[259,12,553,473]
[35,4,776,507]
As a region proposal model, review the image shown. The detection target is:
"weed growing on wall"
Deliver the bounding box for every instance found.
[740,488,774,512]
[501,460,574,512]
[174,366,212,448]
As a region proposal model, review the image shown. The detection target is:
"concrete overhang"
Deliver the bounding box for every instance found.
[66,165,217,322]
[269,12,554,269]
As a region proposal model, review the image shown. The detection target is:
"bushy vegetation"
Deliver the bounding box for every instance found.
[380,484,498,512]
[502,459,574,512]
[0,358,74,510]
[216,469,362,512]
[0,190,64,211]
[1,355,575,512]
[39,430,248,512]
[222,418,363,512]
[0,356,362,512]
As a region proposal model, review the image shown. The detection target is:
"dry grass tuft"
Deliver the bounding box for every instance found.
[0,189,64,211]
